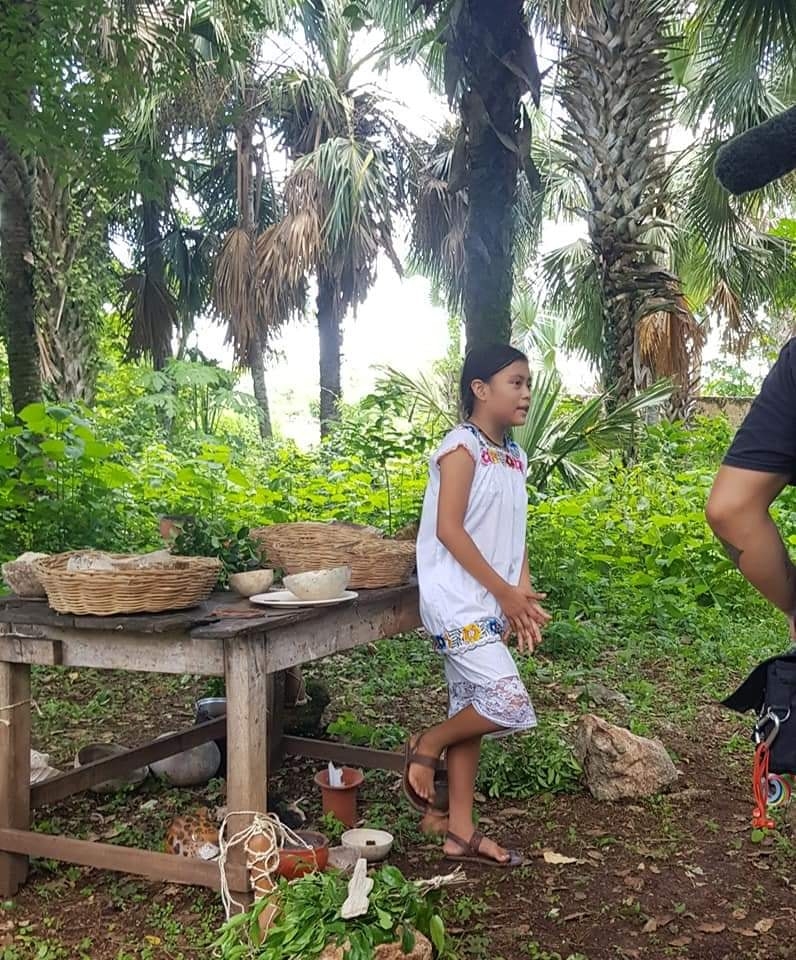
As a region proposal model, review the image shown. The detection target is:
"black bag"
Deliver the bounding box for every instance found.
[722,647,796,774]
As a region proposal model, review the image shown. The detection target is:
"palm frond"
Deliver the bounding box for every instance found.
[121,270,178,368]
[514,375,673,490]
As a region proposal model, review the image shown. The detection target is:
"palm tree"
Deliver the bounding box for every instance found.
[0,134,39,413]
[257,0,417,436]
[530,0,795,418]
[399,0,547,350]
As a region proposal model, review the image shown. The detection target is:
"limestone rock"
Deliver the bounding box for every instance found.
[574,714,679,801]
[319,932,431,960]
[583,682,630,710]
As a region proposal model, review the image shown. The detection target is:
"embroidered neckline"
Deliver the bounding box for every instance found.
[460,423,524,473]
[463,421,509,450]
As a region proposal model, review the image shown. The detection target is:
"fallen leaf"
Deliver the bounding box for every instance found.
[574,892,587,902]
[145,936,162,946]
[649,864,661,875]
[642,919,658,934]
[755,918,775,934]
[624,875,644,892]
[732,908,747,921]
[697,922,726,934]
[500,807,527,817]
[563,912,588,922]
[543,850,578,865]
[668,936,692,947]
[734,928,757,938]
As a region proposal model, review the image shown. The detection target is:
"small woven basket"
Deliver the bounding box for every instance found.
[252,523,416,590]
[34,552,221,616]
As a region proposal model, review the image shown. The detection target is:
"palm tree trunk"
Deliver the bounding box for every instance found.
[142,198,172,371]
[35,163,99,403]
[560,0,691,405]
[0,136,41,412]
[248,330,272,440]
[460,0,524,350]
[317,271,341,437]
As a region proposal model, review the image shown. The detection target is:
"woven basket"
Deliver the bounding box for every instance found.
[34,552,222,616]
[252,523,416,589]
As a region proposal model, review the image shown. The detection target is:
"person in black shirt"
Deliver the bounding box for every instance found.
[706,338,796,637]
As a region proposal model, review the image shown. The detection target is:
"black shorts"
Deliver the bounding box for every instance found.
[723,338,796,483]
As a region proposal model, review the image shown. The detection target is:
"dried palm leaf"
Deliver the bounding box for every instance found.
[122,271,177,368]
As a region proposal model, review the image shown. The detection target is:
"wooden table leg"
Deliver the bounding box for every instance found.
[0,661,31,897]
[224,633,268,909]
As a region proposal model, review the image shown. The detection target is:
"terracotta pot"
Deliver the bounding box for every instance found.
[278,830,329,880]
[314,767,364,828]
[159,514,192,543]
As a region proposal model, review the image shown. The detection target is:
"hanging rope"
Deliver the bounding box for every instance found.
[0,699,39,727]
[217,811,312,921]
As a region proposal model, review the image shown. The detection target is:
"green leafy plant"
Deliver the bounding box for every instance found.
[214,865,454,960]
[477,721,581,799]
[171,517,264,583]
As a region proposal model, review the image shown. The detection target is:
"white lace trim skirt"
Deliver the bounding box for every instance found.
[443,637,537,737]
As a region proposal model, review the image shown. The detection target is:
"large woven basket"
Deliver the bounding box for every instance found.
[252,522,416,589]
[34,552,221,616]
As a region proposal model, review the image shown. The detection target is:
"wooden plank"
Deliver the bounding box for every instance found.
[283,736,403,772]
[0,662,31,896]
[31,718,227,809]
[0,596,219,633]
[224,634,268,905]
[0,828,247,892]
[0,628,225,675]
[264,588,421,673]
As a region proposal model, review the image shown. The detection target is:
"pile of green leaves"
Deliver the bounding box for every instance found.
[214,865,453,960]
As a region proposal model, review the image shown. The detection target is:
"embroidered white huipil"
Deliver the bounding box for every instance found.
[416,423,537,733]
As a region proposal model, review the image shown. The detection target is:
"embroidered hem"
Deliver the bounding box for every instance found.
[433,617,506,654]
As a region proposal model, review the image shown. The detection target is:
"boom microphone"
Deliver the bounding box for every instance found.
[714,105,796,195]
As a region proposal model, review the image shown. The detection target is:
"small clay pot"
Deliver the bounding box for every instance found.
[314,767,364,828]
[278,830,329,880]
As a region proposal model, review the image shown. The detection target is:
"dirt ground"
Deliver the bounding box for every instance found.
[2,665,796,960]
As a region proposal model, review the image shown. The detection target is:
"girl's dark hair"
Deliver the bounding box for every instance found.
[460,343,528,417]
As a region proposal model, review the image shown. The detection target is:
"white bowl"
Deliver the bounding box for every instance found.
[341,828,394,863]
[283,566,351,602]
[229,569,274,597]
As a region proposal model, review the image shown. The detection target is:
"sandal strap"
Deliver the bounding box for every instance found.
[446,830,484,856]
[408,752,439,770]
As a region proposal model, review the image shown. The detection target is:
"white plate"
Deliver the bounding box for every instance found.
[248,589,358,608]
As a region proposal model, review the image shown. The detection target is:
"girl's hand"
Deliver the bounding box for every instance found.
[499,584,550,654]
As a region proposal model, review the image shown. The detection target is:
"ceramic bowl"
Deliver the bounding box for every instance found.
[278,830,329,879]
[2,554,48,598]
[150,735,221,787]
[282,566,351,602]
[74,742,149,794]
[341,828,394,863]
[228,569,274,597]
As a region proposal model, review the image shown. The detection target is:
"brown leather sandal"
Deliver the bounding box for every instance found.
[403,737,448,813]
[443,830,524,868]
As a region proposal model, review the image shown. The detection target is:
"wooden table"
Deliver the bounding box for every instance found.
[0,585,419,900]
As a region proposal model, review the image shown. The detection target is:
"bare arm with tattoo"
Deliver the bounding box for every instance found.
[706,465,796,618]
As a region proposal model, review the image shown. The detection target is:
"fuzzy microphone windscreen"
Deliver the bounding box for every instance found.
[714,104,796,195]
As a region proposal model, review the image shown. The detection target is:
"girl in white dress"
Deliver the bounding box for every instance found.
[405,344,550,868]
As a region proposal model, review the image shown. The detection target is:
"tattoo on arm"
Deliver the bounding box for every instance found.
[718,537,744,569]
